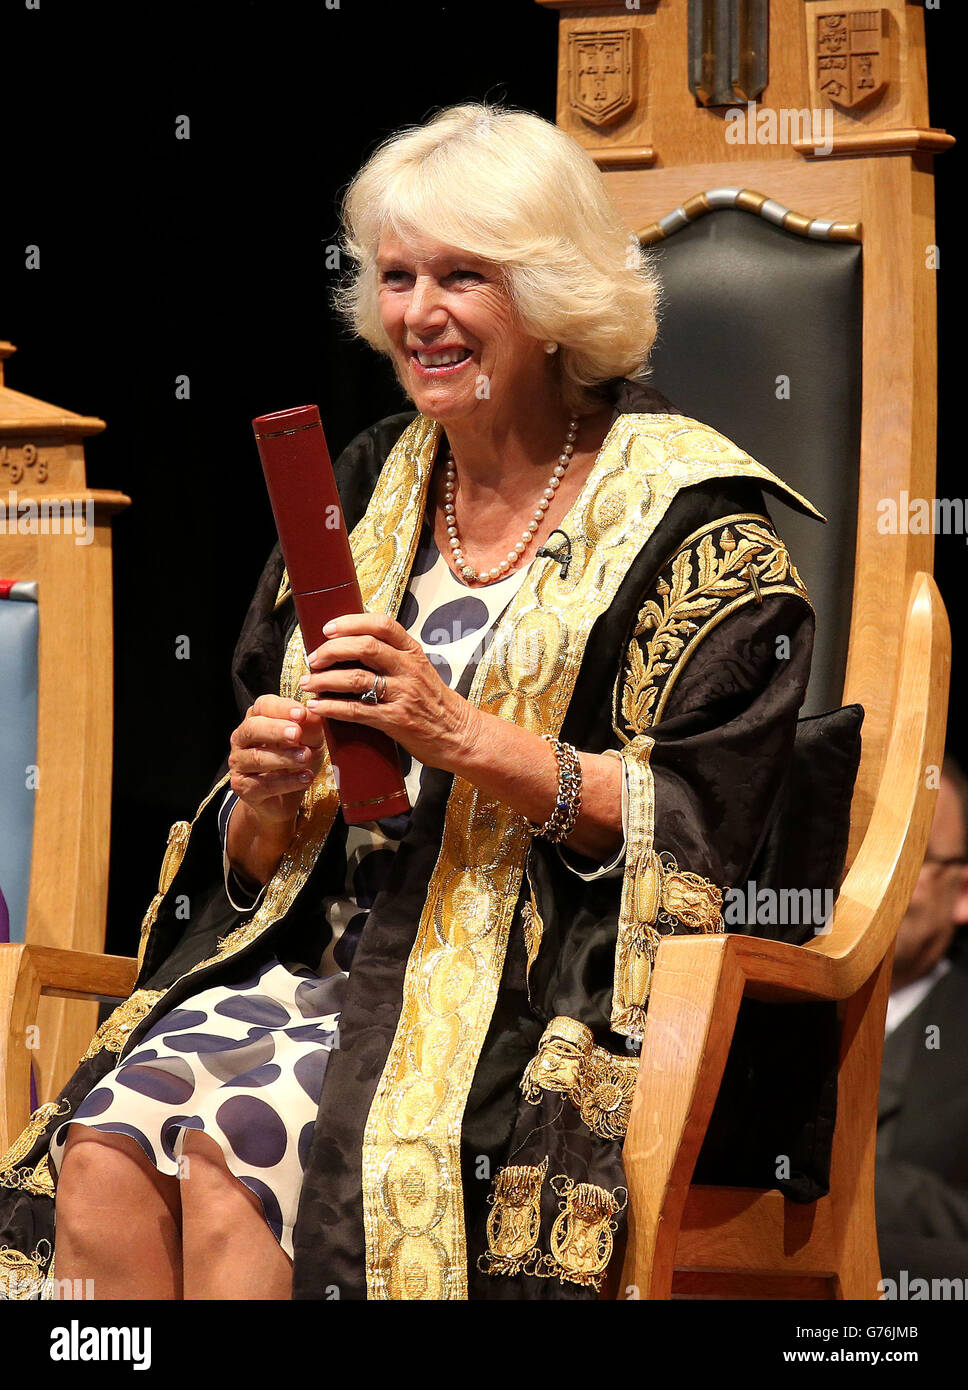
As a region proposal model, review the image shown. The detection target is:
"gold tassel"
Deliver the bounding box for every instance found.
[479,1158,548,1279]
[540,1177,627,1290]
[137,819,191,970]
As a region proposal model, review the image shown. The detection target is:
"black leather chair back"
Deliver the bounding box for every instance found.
[646,208,863,715]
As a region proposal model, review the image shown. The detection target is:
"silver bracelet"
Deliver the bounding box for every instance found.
[526,735,583,844]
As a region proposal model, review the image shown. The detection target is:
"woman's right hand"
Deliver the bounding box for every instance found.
[227,695,328,824]
[225,696,328,887]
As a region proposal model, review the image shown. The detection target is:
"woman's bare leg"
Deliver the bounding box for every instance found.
[178,1130,293,1300]
[54,1125,182,1300]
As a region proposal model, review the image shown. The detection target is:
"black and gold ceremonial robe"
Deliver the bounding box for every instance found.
[0,378,843,1301]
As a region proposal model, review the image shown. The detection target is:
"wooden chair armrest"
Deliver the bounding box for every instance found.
[4,944,139,1002]
[803,571,950,985]
[0,944,138,1156]
[621,571,949,1297]
[651,570,950,1004]
[621,931,850,1298]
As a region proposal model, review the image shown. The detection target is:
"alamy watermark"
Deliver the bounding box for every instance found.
[877,492,968,541]
[725,102,834,158]
[723,880,834,931]
[880,1270,968,1300]
[49,1319,151,1369]
[0,490,93,546]
[0,1270,94,1300]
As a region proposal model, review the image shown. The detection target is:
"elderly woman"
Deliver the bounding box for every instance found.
[0,104,821,1301]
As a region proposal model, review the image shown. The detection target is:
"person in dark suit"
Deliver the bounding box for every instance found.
[877,756,968,1287]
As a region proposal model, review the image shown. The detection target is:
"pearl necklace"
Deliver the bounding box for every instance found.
[444,417,579,583]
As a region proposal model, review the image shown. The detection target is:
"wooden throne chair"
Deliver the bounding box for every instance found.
[0,342,133,1154]
[0,4,952,1307]
[533,0,952,1297]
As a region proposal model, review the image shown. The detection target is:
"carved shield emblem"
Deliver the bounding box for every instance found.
[817,10,889,111]
[567,30,634,127]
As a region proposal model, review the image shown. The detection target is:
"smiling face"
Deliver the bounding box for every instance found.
[376,229,553,425]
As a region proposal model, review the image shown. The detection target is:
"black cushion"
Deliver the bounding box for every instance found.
[747,701,866,945]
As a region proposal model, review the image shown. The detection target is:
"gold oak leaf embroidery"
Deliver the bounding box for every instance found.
[619,519,805,738]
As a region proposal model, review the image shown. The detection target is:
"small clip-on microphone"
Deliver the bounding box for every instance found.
[536,529,573,579]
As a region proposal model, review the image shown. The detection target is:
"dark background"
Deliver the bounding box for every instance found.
[3,0,962,956]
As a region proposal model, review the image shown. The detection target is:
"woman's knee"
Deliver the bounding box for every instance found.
[177,1131,266,1249]
[56,1125,178,1226]
[177,1131,291,1297]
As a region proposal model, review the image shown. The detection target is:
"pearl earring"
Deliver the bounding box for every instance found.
[543,341,558,355]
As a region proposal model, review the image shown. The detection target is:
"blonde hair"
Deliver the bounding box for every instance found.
[333,103,661,414]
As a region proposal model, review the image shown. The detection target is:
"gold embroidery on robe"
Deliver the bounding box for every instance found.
[521,858,545,994]
[137,819,192,970]
[539,1177,627,1290]
[658,853,725,933]
[521,1017,639,1141]
[79,988,166,1062]
[613,737,659,1039]
[0,1153,55,1198]
[615,514,812,743]
[521,1016,592,1103]
[361,413,822,1298]
[611,738,726,1038]
[580,1050,640,1141]
[0,1239,52,1301]
[0,1101,70,1192]
[479,1157,548,1278]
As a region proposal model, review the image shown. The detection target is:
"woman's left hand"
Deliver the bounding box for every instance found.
[299,613,480,773]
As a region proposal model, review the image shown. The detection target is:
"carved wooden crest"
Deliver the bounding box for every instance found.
[567,30,634,127]
[817,10,889,110]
